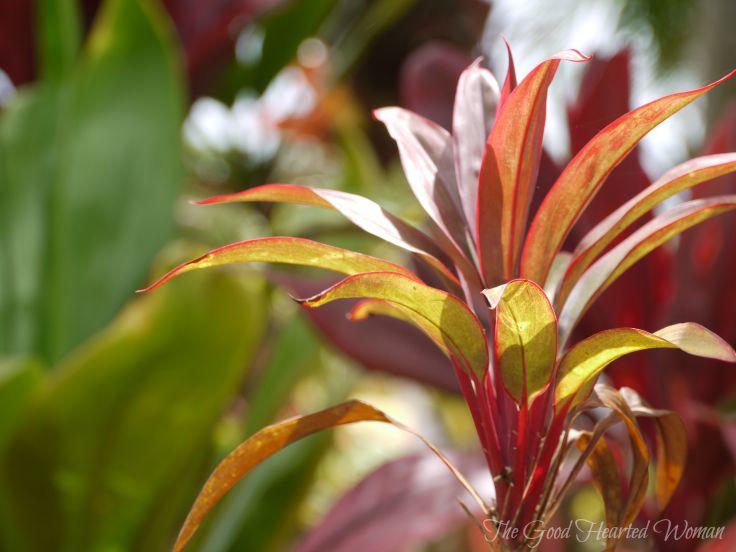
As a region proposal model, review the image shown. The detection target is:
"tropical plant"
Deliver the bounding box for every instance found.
[142,46,736,551]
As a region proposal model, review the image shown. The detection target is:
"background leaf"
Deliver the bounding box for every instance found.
[0,0,185,364]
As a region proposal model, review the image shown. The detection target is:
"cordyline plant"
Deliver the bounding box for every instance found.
[142,47,736,551]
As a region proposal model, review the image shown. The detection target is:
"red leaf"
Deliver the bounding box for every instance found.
[477,50,590,285]
[295,452,490,552]
[522,69,736,285]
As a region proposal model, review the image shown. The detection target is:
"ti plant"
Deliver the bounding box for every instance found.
[142,47,736,551]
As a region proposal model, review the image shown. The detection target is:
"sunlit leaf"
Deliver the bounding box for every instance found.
[555,323,736,407]
[521,69,736,284]
[299,272,488,378]
[477,50,589,284]
[482,279,556,404]
[138,236,418,292]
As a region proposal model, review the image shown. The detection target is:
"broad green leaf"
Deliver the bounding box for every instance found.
[171,400,486,552]
[0,267,266,552]
[557,153,736,307]
[558,195,736,344]
[555,323,736,407]
[521,69,736,284]
[139,236,418,292]
[196,184,461,288]
[0,0,184,363]
[482,279,557,404]
[36,0,81,80]
[299,272,488,378]
[476,50,589,284]
[452,59,499,236]
[620,387,687,512]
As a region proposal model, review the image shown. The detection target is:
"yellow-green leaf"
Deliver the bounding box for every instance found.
[555,323,736,407]
[300,272,488,379]
[482,279,556,404]
[138,237,417,292]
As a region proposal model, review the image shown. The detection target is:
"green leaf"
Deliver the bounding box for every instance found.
[0,267,267,552]
[299,272,488,379]
[482,279,557,404]
[555,323,736,407]
[521,69,736,285]
[36,0,81,80]
[0,358,41,452]
[139,237,418,292]
[0,0,185,363]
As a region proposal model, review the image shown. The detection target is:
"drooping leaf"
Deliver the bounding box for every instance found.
[0,0,184,363]
[195,184,460,287]
[0,358,41,452]
[138,236,418,292]
[620,387,687,512]
[477,50,589,284]
[482,279,557,404]
[521,69,736,285]
[558,196,736,343]
[0,266,266,552]
[452,59,499,236]
[294,452,491,552]
[557,153,736,307]
[298,272,488,379]
[172,400,485,552]
[555,323,736,407]
[574,431,622,539]
[373,107,470,255]
[593,386,650,532]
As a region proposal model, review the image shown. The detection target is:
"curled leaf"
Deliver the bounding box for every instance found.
[452,58,500,235]
[620,387,687,512]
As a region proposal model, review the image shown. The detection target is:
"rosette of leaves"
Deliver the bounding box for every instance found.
[142,46,736,551]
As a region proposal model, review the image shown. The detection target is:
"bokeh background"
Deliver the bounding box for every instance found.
[1,0,735,550]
